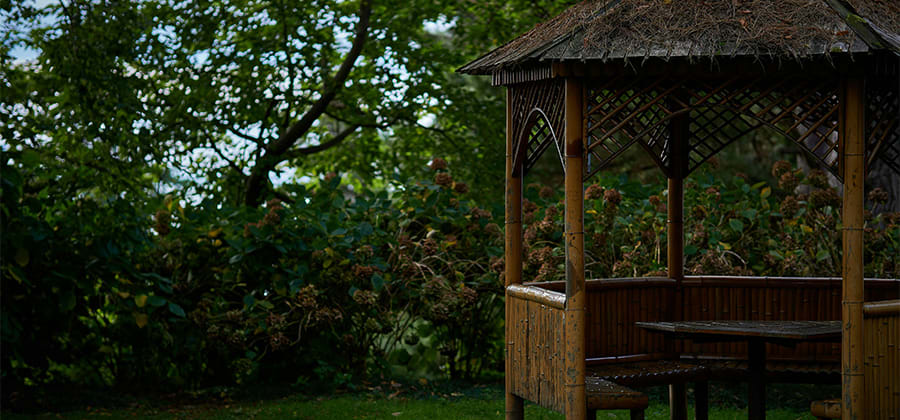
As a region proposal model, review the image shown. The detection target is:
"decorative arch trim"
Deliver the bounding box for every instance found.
[513,108,565,177]
[508,78,565,177]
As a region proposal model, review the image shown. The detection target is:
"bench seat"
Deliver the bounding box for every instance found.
[704,360,839,383]
[587,360,710,387]
[586,377,648,419]
[587,360,710,420]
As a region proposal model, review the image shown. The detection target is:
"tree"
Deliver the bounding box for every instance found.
[4,0,578,206]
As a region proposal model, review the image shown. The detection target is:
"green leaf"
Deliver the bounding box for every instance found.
[59,290,76,312]
[357,222,374,237]
[168,302,186,317]
[685,245,699,256]
[14,248,29,267]
[729,218,744,233]
[371,273,384,291]
[135,313,148,328]
[768,250,784,260]
[290,278,304,294]
[816,249,831,262]
[243,294,255,308]
[148,296,167,307]
[158,281,173,294]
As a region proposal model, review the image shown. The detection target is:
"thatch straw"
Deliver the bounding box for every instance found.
[460,0,898,74]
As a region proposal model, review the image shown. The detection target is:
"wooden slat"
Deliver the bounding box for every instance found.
[636,320,841,340]
[864,303,899,418]
[506,292,567,414]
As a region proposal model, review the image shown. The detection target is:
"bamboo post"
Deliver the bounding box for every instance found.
[667,105,688,420]
[564,77,587,420]
[840,76,865,420]
[505,88,525,420]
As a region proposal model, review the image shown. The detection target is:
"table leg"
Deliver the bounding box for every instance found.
[694,381,708,420]
[669,383,687,420]
[748,338,766,419]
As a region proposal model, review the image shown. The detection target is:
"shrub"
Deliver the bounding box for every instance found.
[2,157,896,399]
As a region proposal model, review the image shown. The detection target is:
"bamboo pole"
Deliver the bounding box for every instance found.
[667,100,688,420]
[840,76,865,420]
[506,87,525,420]
[564,76,586,420]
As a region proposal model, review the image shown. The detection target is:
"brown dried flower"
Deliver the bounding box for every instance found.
[868,187,889,204]
[603,189,622,206]
[809,188,840,208]
[485,222,501,235]
[471,207,492,220]
[430,158,448,171]
[435,172,453,187]
[780,195,800,216]
[453,182,469,194]
[539,186,554,199]
[778,172,799,192]
[585,184,605,200]
[805,169,829,189]
[490,257,505,273]
[772,160,792,178]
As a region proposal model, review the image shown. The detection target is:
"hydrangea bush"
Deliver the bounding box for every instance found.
[2,157,896,398]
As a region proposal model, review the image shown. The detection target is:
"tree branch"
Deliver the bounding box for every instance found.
[266,0,371,156]
[242,0,371,206]
[226,126,265,146]
[288,124,362,157]
[279,0,296,133]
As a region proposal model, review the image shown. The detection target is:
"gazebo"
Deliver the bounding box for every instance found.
[459,1,899,419]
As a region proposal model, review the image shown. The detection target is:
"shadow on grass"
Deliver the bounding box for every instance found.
[2,381,838,419]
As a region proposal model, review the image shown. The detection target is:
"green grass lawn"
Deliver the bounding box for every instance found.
[4,383,832,419]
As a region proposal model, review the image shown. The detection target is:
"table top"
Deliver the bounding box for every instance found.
[635,320,841,340]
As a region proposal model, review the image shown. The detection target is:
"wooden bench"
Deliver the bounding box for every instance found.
[585,377,648,420]
[588,360,709,387]
[588,360,710,419]
[704,359,839,383]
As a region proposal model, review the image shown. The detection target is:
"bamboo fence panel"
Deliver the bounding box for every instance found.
[678,277,900,361]
[521,277,899,365]
[864,300,900,419]
[506,284,567,414]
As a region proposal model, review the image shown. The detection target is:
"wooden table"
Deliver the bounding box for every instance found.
[636,320,841,420]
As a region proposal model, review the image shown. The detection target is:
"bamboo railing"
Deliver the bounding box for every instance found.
[679,276,899,362]
[507,284,568,414]
[524,276,900,362]
[863,299,900,419]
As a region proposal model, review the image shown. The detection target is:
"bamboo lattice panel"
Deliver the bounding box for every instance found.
[509,79,565,176]
[866,76,900,176]
[583,76,844,181]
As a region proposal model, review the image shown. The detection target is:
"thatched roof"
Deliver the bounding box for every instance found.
[458,0,900,75]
